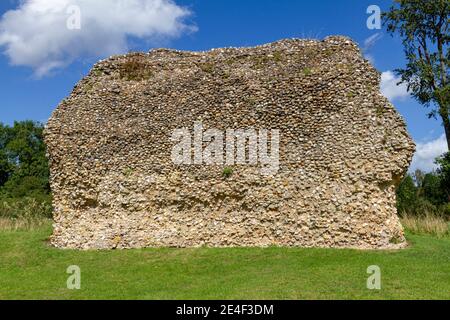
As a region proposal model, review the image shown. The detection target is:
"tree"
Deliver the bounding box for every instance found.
[396,175,418,214]
[0,121,50,199]
[0,151,12,186]
[421,172,446,205]
[0,123,14,186]
[412,169,425,186]
[436,152,450,201]
[383,0,450,149]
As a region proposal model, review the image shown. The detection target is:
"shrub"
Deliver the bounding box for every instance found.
[199,62,214,73]
[119,56,153,81]
[400,213,449,238]
[0,197,53,220]
[273,51,283,62]
[302,68,312,76]
[396,154,449,219]
[222,167,233,178]
[0,197,53,231]
[0,121,53,227]
[0,216,50,231]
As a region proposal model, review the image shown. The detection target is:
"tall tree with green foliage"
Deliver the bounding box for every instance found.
[396,174,418,214]
[383,0,450,149]
[0,121,49,200]
[421,172,446,205]
[436,152,450,201]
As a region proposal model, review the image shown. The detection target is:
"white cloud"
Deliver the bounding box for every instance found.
[410,134,448,173]
[362,33,382,63]
[0,0,196,77]
[363,33,382,51]
[380,71,410,101]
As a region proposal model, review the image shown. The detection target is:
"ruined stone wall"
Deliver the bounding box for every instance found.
[45,36,415,250]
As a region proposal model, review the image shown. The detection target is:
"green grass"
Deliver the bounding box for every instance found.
[0,223,449,300]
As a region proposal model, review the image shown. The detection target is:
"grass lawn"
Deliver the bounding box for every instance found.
[0,223,449,300]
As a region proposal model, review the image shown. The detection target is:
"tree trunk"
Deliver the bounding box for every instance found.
[440,98,450,151]
[443,116,450,151]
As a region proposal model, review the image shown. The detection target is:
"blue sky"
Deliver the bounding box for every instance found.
[0,0,447,171]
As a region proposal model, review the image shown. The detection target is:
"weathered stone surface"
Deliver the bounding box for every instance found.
[45,36,415,250]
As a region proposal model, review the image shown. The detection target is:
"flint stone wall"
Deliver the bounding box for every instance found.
[45,36,415,250]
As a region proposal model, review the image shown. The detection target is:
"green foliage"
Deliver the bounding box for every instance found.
[383,0,450,148]
[119,55,153,81]
[436,152,450,200]
[302,68,312,76]
[396,175,417,213]
[401,213,449,237]
[222,167,233,178]
[199,62,214,73]
[0,121,51,218]
[0,151,11,187]
[273,51,283,62]
[122,167,134,177]
[421,172,446,204]
[0,197,52,220]
[397,153,449,218]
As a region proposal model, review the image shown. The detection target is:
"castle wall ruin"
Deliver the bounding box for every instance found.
[45,36,415,250]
